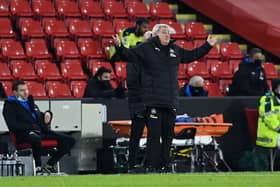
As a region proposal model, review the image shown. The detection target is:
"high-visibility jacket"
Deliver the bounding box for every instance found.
[109,27,144,60]
[256,93,280,148]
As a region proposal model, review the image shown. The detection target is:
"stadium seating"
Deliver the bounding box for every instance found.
[229,60,241,74]
[220,42,243,59]
[262,62,278,79]
[10,0,33,17]
[126,1,150,18]
[209,61,233,79]
[35,60,62,80]
[0,62,13,80]
[187,61,210,78]
[204,82,223,96]
[61,59,87,80]
[88,60,116,79]
[55,0,81,17]
[79,0,104,18]
[114,19,135,34]
[32,0,57,17]
[54,39,80,61]
[92,19,115,37]
[25,81,47,98]
[103,1,128,18]
[78,38,104,59]
[185,22,208,40]
[0,18,16,38]
[20,18,45,40]
[178,64,189,79]
[43,18,69,38]
[68,19,93,38]
[0,0,9,16]
[70,80,87,98]
[1,40,26,60]
[10,60,38,80]
[46,81,72,98]
[25,39,51,60]
[1,81,13,96]
[159,20,185,39]
[149,2,174,19]
[115,62,127,80]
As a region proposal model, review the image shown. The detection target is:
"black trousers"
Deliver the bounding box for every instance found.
[20,131,75,167]
[128,112,146,167]
[146,107,176,169]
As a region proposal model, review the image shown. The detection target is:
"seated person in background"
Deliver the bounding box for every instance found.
[179,76,208,96]
[2,80,75,175]
[257,79,280,149]
[229,48,269,96]
[0,81,7,98]
[83,67,125,98]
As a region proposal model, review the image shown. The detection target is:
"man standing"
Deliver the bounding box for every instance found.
[113,24,217,172]
[110,18,150,171]
[2,80,75,175]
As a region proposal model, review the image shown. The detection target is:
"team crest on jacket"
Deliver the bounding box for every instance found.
[169,48,176,57]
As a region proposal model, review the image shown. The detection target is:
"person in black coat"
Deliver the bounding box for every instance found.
[2,80,75,175]
[0,82,7,98]
[113,24,217,171]
[229,48,269,96]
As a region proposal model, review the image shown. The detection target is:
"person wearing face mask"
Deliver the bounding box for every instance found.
[228,48,269,96]
[83,67,125,98]
[2,80,75,175]
[113,24,218,172]
[256,79,280,152]
[179,76,208,97]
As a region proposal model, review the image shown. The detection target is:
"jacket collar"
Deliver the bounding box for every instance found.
[149,36,176,48]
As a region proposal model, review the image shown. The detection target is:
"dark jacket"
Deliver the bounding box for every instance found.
[229,62,269,96]
[83,77,115,98]
[179,84,208,97]
[116,36,212,108]
[0,82,7,98]
[2,95,51,141]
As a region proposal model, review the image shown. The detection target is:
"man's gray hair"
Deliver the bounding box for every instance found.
[189,76,204,87]
[151,24,176,36]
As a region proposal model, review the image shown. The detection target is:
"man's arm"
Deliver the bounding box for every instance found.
[179,35,217,63]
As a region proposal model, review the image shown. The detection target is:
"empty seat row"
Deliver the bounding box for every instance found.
[2,0,173,19]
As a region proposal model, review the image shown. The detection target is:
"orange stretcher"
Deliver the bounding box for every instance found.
[108,120,232,137]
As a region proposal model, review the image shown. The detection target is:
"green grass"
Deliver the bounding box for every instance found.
[1,172,280,187]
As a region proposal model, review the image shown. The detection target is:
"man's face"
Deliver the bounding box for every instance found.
[195,80,204,87]
[139,23,149,36]
[14,84,28,100]
[98,72,111,81]
[275,85,280,95]
[251,52,263,62]
[157,27,170,46]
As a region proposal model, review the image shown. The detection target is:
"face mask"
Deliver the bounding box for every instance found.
[99,80,112,89]
[254,59,262,66]
[17,97,27,101]
[189,86,204,96]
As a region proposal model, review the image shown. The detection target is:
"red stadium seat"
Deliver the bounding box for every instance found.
[219,79,232,95]
[10,60,38,80]
[149,2,174,19]
[220,42,243,59]
[68,19,92,38]
[1,40,26,60]
[178,64,188,79]
[46,81,72,98]
[262,62,278,79]
[115,62,127,80]
[185,22,208,40]
[78,38,104,59]
[159,20,185,39]
[43,18,69,38]
[25,81,47,98]
[88,60,115,78]
[10,0,33,17]
[0,62,13,80]
[229,60,241,74]
[103,1,127,18]
[79,0,104,18]
[187,61,210,78]
[0,18,16,38]
[20,18,45,40]
[0,0,9,16]
[35,60,62,80]
[54,39,80,60]
[210,61,233,79]
[32,0,56,17]
[101,38,115,59]
[55,0,80,17]
[126,1,150,18]
[61,59,87,80]
[92,19,115,37]
[1,81,12,96]
[204,82,223,96]
[25,39,51,60]
[205,45,221,59]
[178,79,188,89]
[114,19,134,34]
[175,40,194,50]
[70,80,87,98]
